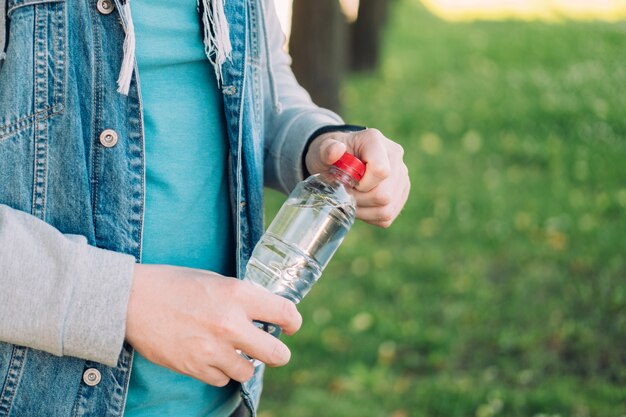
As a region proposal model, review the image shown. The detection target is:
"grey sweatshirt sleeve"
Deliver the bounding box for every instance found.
[0,204,136,367]
[261,0,345,194]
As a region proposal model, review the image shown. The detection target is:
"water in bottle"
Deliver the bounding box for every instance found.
[244,152,366,305]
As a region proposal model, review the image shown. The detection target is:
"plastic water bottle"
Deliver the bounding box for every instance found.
[245,152,366,309]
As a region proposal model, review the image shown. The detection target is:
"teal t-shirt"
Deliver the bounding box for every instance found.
[124,2,240,416]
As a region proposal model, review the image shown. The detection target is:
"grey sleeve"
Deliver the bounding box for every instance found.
[261,0,345,194]
[0,205,136,367]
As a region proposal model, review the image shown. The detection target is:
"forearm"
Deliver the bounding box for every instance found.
[0,204,135,367]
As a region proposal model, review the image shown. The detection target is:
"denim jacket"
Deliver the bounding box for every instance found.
[0,0,343,415]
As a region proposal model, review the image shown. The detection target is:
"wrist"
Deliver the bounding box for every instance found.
[126,263,150,339]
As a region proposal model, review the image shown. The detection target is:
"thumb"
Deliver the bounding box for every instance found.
[320,139,347,166]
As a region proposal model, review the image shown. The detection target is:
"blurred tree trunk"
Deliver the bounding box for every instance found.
[289,0,347,112]
[350,0,390,72]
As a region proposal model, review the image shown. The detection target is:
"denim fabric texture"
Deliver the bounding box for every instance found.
[0,0,343,416]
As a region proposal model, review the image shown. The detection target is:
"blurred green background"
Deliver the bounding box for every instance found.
[262,0,626,415]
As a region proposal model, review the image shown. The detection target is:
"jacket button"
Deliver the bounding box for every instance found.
[83,368,102,387]
[96,0,115,15]
[99,129,119,148]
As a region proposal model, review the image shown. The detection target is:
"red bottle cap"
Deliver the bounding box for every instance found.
[333,152,366,182]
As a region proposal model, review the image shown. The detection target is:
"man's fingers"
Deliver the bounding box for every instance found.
[353,183,393,208]
[215,349,256,383]
[241,282,303,335]
[192,366,232,388]
[305,134,349,176]
[356,204,400,228]
[352,130,391,192]
[320,138,347,166]
[235,324,293,367]
[355,174,410,206]
[356,176,409,227]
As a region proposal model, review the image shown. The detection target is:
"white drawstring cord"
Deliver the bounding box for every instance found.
[116,1,136,95]
[115,0,235,94]
[199,0,232,86]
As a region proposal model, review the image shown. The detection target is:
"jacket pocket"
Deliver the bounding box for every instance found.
[0,0,66,142]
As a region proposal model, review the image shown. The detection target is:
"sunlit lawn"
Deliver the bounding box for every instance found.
[422,0,626,22]
[260,1,626,416]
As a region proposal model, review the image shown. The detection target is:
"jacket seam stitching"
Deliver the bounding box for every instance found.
[0,346,28,415]
[90,0,103,240]
[7,0,65,16]
[0,105,62,142]
[0,0,67,143]
[31,3,48,219]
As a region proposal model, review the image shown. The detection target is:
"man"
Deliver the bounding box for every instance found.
[0,0,409,416]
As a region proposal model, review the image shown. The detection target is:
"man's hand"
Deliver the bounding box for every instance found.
[125,264,302,387]
[306,128,410,228]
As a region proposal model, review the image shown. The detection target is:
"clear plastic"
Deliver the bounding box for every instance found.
[244,166,358,304]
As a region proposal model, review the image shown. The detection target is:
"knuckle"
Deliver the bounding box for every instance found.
[214,318,237,338]
[180,357,198,376]
[236,362,255,382]
[366,128,383,138]
[281,299,298,319]
[374,191,392,206]
[221,278,240,297]
[268,343,290,366]
[223,279,252,303]
[371,164,391,180]
[379,207,395,223]
[224,279,245,297]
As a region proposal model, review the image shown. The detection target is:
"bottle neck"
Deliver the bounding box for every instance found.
[329,166,359,189]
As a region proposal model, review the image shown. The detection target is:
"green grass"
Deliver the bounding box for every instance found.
[260,1,626,416]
